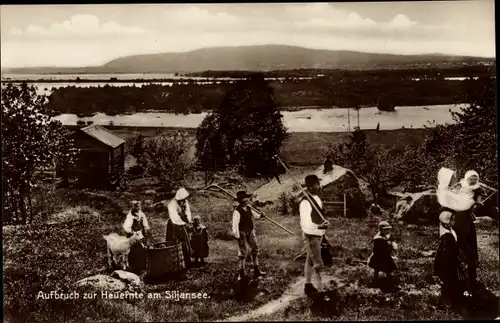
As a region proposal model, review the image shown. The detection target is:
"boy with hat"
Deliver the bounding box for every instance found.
[232,190,266,280]
[300,174,329,295]
[122,200,150,273]
[123,200,150,238]
[367,220,398,281]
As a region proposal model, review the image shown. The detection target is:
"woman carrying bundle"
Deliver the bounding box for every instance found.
[437,168,481,292]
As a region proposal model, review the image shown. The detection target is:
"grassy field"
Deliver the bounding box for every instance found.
[3,128,498,322]
[101,126,428,166]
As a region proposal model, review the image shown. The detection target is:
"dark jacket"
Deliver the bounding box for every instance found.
[368,234,396,273]
[191,225,209,258]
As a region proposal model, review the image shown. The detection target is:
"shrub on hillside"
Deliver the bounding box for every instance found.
[139,133,192,192]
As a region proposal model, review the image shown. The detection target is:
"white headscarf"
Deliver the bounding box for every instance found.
[437,167,475,211]
[460,170,480,193]
[439,211,457,241]
[438,168,455,190]
[175,187,189,201]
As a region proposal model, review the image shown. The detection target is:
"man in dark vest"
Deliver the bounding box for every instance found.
[300,175,329,295]
[232,190,266,280]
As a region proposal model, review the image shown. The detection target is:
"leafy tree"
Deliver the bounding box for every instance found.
[139,133,192,191]
[196,73,287,179]
[2,82,78,224]
[331,127,407,203]
[451,77,497,185]
[412,77,497,187]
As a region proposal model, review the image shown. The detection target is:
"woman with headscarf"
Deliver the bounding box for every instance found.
[436,168,481,292]
[166,187,194,268]
[434,211,470,309]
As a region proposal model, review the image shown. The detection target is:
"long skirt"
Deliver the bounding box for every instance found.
[454,210,479,289]
[166,219,193,268]
[128,243,146,274]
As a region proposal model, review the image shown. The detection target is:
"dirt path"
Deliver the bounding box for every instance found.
[221,275,336,322]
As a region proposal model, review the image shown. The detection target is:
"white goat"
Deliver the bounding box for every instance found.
[103,231,144,270]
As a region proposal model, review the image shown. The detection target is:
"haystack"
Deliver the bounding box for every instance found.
[254,164,368,218]
[391,190,441,224]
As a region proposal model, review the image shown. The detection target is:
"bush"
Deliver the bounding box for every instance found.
[139,133,193,191]
[127,165,144,179]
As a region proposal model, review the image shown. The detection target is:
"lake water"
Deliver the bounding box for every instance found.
[53,104,465,132]
[1,73,313,81]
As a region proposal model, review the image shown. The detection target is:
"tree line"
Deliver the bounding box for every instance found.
[45,71,494,117]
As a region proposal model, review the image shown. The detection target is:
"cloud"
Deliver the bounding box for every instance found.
[9,14,152,38]
[8,27,24,36]
[158,4,450,41]
[162,6,241,31]
[390,14,417,28]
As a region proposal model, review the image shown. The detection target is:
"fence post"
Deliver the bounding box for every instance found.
[343,194,347,217]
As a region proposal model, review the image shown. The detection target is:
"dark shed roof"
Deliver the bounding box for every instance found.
[79,125,125,148]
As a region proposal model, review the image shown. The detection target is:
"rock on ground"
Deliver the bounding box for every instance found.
[75,274,127,292]
[111,270,144,288]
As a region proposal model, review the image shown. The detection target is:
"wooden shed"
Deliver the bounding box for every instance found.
[57,125,126,189]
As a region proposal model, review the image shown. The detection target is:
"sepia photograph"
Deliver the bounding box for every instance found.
[1,1,498,322]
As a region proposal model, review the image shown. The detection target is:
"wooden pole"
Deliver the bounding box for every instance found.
[344,194,347,218]
[202,184,296,236]
[347,108,350,132]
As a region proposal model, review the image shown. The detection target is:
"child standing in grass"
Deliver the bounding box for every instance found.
[367,220,397,282]
[191,215,209,266]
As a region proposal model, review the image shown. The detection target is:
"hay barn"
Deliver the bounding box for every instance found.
[56,125,125,189]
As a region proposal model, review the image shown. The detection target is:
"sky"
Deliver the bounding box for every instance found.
[0,2,496,68]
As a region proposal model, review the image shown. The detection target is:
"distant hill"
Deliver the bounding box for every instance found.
[2,44,494,74]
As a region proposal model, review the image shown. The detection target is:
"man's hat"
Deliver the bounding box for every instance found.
[131,200,141,206]
[236,190,253,201]
[305,174,320,187]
